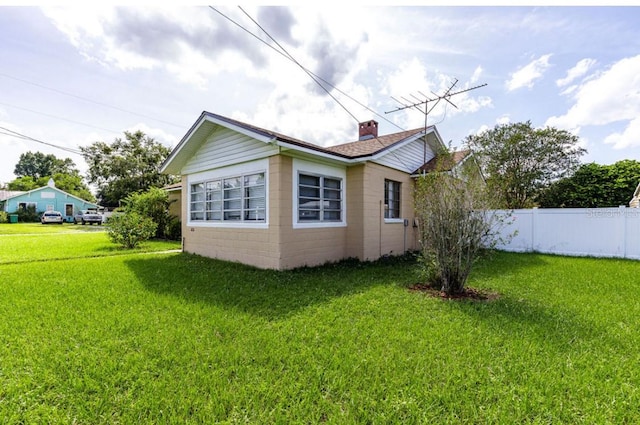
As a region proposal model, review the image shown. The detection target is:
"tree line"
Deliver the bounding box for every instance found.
[3,131,175,207]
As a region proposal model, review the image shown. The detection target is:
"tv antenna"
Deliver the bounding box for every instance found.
[385,79,487,163]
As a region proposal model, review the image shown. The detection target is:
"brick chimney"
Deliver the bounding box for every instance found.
[358,120,378,141]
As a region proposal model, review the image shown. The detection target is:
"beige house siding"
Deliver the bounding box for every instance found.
[180,155,420,270]
[278,156,349,269]
[181,157,281,270]
[357,162,419,261]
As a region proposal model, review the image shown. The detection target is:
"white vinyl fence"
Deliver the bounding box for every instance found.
[491,207,640,260]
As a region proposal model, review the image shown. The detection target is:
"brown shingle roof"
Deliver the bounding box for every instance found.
[204,112,428,159]
[325,128,426,158]
[413,149,472,174]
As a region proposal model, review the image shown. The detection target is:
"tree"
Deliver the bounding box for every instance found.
[414,150,508,296]
[7,173,95,203]
[464,121,586,209]
[14,151,77,179]
[80,130,173,207]
[537,160,640,208]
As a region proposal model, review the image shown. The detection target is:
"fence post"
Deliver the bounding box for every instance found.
[531,207,538,252]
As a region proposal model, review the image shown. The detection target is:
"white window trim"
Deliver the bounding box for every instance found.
[293,158,347,229]
[384,179,402,222]
[186,159,269,229]
[384,218,405,224]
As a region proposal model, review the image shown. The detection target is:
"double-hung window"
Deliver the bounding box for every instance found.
[298,173,342,222]
[384,179,401,219]
[190,172,265,222]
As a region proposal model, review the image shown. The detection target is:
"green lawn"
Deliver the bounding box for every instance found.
[1,227,639,423]
[0,223,180,264]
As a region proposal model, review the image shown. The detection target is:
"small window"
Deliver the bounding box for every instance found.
[298,173,342,222]
[384,179,401,219]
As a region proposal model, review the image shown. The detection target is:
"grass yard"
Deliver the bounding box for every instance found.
[0,223,180,264]
[1,226,640,423]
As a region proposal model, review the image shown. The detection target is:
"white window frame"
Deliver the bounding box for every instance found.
[187,159,269,229]
[293,158,346,229]
[384,179,403,223]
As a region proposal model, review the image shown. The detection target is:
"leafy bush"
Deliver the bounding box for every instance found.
[0,211,7,223]
[122,187,174,239]
[164,216,182,241]
[15,205,40,223]
[414,151,509,295]
[106,212,157,249]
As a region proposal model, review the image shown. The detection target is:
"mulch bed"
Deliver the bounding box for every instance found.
[408,283,500,301]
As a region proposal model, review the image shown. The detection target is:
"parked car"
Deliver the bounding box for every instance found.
[41,211,64,225]
[74,210,103,225]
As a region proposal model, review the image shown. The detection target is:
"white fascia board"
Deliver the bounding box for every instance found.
[161,114,276,174]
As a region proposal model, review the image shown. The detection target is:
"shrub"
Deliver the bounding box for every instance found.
[106,212,157,249]
[164,216,182,241]
[15,205,40,223]
[414,150,509,295]
[122,187,173,239]
[0,211,7,223]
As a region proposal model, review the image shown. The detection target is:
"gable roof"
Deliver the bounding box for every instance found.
[161,111,444,175]
[0,185,98,207]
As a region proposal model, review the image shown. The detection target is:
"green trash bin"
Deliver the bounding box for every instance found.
[9,214,18,224]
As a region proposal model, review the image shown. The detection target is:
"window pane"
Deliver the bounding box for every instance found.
[244,173,264,186]
[206,211,222,221]
[224,199,242,210]
[323,211,341,221]
[224,211,242,220]
[324,178,340,189]
[324,188,341,200]
[300,174,320,186]
[246,185,265,198]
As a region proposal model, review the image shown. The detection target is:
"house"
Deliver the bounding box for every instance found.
[161,111,468,270]
[630,182,640,208]
[0,179,99,222]
[162,182,183,218]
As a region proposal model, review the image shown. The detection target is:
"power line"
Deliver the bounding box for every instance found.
[236,6,360,125]
[0,101,123,134]
[0,72,184,129]
[0,126,83,156]
[208,6,405,132]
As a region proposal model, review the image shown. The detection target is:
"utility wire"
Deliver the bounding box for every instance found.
[208,6,405,132]
[0,126,84,155]
[0,72,184,129]
[0,101,122,134]
[210,6,422,172]
[236,6,359,125]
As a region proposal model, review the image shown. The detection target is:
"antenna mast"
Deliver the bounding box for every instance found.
[386,79,487,164]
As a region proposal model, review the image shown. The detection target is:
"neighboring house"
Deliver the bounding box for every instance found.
[162,182,183,218]
[630,182,640,208]
[0,179,99,222]
[161,111,468,270]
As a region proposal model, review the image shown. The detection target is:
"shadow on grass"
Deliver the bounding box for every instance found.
[126,253,416,320]
[453,252,604,351]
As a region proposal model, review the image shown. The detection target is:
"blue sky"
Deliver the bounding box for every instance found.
[2,5,640,186]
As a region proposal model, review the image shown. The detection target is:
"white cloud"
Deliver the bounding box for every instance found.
[496,115,511,125]
[380,58,492,130]
[470,65,483,84]
[546,55,640,130]
[604,117,640,149]
[506,54,553,91]
[125,123,180,148]
[556,58,597,87]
